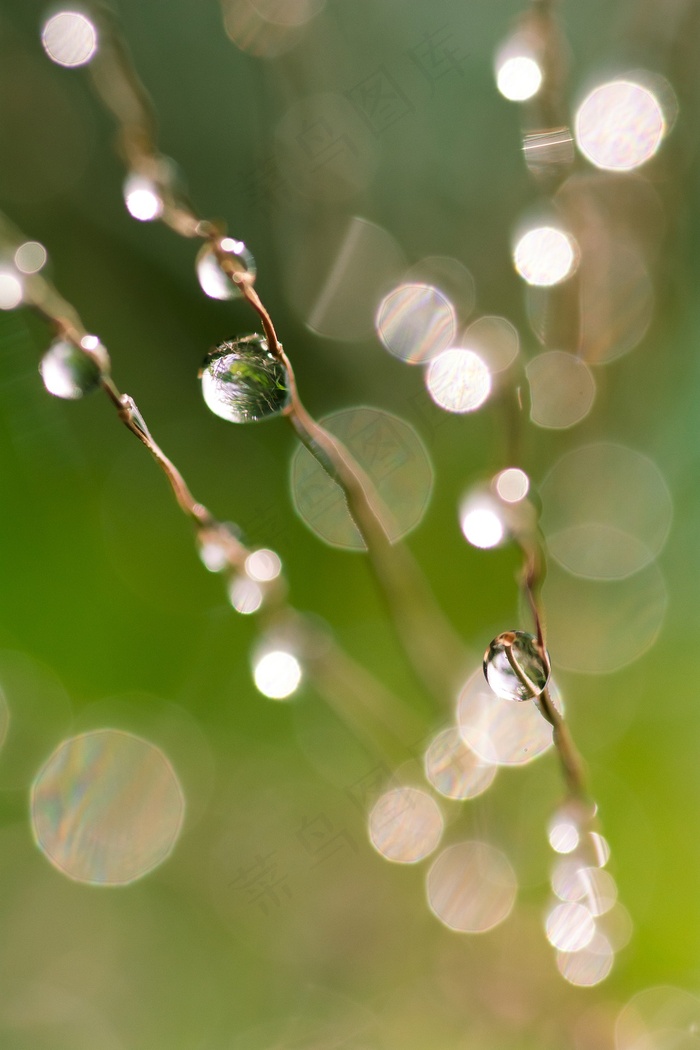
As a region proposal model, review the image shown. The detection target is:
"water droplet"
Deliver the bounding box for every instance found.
[291,406,433,549]
[0,271,23,310]
[589,831,611,867]
[551,861,617,916]
[547,801,590,853]
[496,53,543,102]
[368,786,444,864]
[513,226,578,286]
[494,467,530,503]
[200,335,290,423]
[426,348,491,413]
[30,729,184,885]
[40,339,102,399]
[196,240,256,300]
[557,932,614,986]
[41,11,98,67]
[545,901,596,952]
[575,78,666,172]
[14,240,47,274]
[458,666,561,766]
[123,173,164,222]
[424,727,497,800]
[483,631,549,702]
[617,987,700,1050]
[375,283,456,364]
[198,537,229,573]
[427,840,518,932]
[253,649,302,699]
[228,575,264,614]
[245,548,282,582]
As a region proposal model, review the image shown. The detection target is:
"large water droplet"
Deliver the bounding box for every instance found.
[40,339,102,399]
[483,630,549,702]
[196,239,256,300]
[200,335,291,423]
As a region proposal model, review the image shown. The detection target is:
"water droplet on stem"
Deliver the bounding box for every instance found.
[40,339,102,399]
[200,335,291,423]
[483,630,549,701]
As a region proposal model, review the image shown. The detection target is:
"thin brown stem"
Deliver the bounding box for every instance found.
[216,239,470,709]
[514,528,588,802]
[15,248,419,767]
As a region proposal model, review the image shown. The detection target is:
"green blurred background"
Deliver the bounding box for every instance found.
[0,0,698,1046]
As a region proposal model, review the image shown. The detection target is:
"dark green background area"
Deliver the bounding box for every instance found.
[0,0,698,1047]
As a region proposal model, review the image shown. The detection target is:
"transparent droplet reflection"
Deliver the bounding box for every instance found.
[200,336,290,423]
[426,349,491,413]
[305,217,406,341]
[427,840,517,932]
[223,0,308,57]
[548,812,580,854]
[514,226,578,286]
[424,728,497,800]
[253,650,302,699]
[582,242,653,364]
[40,340,102,399]
[463,315,520,374]
[540,443,672,580]
[460,493,506,550]
[14,241,47,274]
[575,79,666,171]
[41,11,98,67]
[483,631,549,702]
[557,932,614,987]
[590,831,611,867]
[229,576,264,615]
[123,173,163,222]
[496,49,543,102]
[617,987,700,1050]
[31,729,185,885]
[291,407,433,550]
[196,241,255,300]
[0,271,23,310]
[404,256,475,322]
[523,127,575,178]
[369,787,443,864]
[526,351,596,430]
[275,93,376,200]
[248,0,325,27]
[198,537,229,573]
[457,667,560,766]
[495,467,529,503]
[376,283,457,364]
[245,548,281,582]
[545,901,596,952]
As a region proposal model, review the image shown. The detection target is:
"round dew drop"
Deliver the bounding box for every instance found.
[200,335,291,424]
[196,240,256,301]
[483,630,550,701]
[40,339,102,399]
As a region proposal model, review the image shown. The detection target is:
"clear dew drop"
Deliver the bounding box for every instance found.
[0,271,23,310]
[200,335,291,424]
[123,173,164,222]
[483,630,550,702]
[228,575,264,614]
[196,240,256,300]
[253,649,302,700]
[40,339,103,400]
[198,538,229,573]
[545,900,596,952]
[368,787,444,864]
